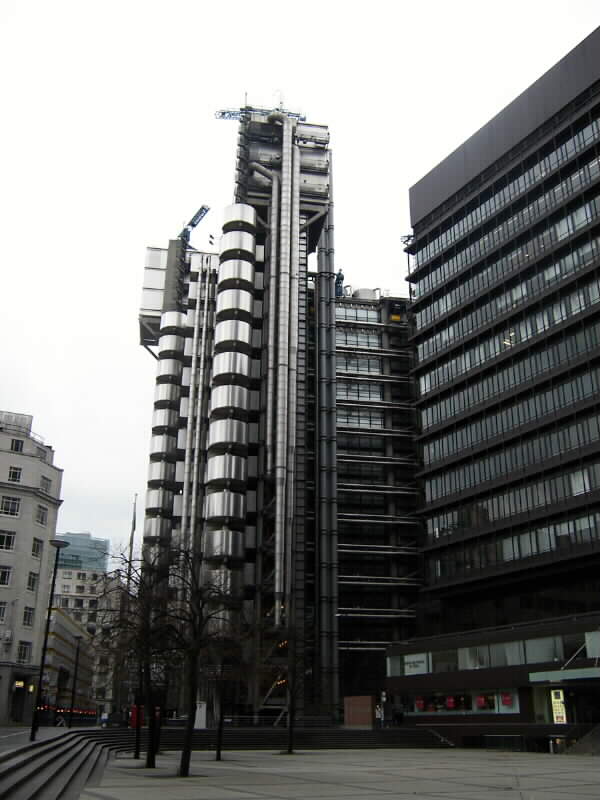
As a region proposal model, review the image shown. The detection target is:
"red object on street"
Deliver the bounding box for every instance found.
[446,696,455,709]
[415,697,425,711]
[130,705,144,728]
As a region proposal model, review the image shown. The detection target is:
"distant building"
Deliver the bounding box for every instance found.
[54,532,109,628]
[0,410,63,723]
[45,609,94,723]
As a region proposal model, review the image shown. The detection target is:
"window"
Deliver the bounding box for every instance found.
[62,584,71,593]
[63,571,72,579]
[36,447,47,462]
[61,598,69,608]
[35,506,48,526]
[74,598,84,608]
[27,572,38,592]
[74,612,82,622]
[0,602,6,622]
[88,585,96,594]
[77,572,86,580]
[8,466,22,483]
[22,607,34,627]
[0,497,20,517]
[0,531,15,551]
[0,566,12,586]
[40,476,52,494]
[32,538,43,558]
[10,439,23,453]
[88,612,97,622]
[17,642,32,663]
[88,599,97,609]
[76,585,85,594]
[91,573,98,580]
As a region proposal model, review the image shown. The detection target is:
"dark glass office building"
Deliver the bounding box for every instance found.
[389,28,600,741]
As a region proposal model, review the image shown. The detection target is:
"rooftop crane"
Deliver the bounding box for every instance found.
[215,107,306,122]
[179,204,210,243]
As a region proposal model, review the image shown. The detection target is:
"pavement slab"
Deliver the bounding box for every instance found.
[79,748,600,800]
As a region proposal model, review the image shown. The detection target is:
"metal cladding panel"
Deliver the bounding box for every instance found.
[207,419,248,450]
[409,26,600,226]
[154,383,180,404]
[144,516,172,539]
[206,453,247,485]
[212,352,250,381]
[204,490,246,521]
[217,260,255,289]
[203,529,245,561]
[223,203,257,230]
[147,461,176,483]
[152,408,178,431]
[156,359,183,380]
[202,566,243,598]
[209,384,249,416]
[160,311,187,332]
[158,334,185,355]
[216,288,253,320]
[214,320,252,352]
[219,231,255,261]
[149,434,177,457]
[146,488,174,512]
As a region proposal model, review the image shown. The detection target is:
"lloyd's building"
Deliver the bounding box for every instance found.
[139,108,420,720]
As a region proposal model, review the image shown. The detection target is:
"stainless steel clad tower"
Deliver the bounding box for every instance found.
[139,107,337,717]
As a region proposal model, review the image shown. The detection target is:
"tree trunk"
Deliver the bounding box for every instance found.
[178,649,199,777]
[143,658,156,768]
[215,681,224,761]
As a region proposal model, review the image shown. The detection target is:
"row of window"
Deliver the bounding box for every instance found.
[337,355,382,374]
[418,230,600,361]
[0,530,44,557]
[0,600,36,626]
[7,439,48,462]
[0,497,48,525]
[60,584,96,594]
[336,329,381,348]
[420,272,600,396]
[337,382,384,402]
[428,511,600,581]
[335,305,380,322]
[337,407,385,428]
[426,408,600,503]
[414,114,600,268]
[6,467,52,493]
[414,149,600,298]
[388,630,599,676]
[59,596,97,608]
[421,319,600,429]
[425,458,600,537]
[0,567,38,591]
[61,571,99,581]
[416,186,600,331]
[424,364,600,465]
[338,434,386,456]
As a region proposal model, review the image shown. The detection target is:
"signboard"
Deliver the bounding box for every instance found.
[404,653,429,675]
[551,689,567,724]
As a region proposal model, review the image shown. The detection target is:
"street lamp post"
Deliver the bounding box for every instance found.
[68,635,82,728]
[30,539,69,741]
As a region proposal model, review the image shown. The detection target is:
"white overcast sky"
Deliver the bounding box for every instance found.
[1,1,598,556]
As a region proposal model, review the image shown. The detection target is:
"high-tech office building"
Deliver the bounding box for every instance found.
[139,107,419,717]
[389,28,600,739]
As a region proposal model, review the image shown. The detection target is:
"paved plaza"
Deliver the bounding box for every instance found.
[79,747,600,800]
